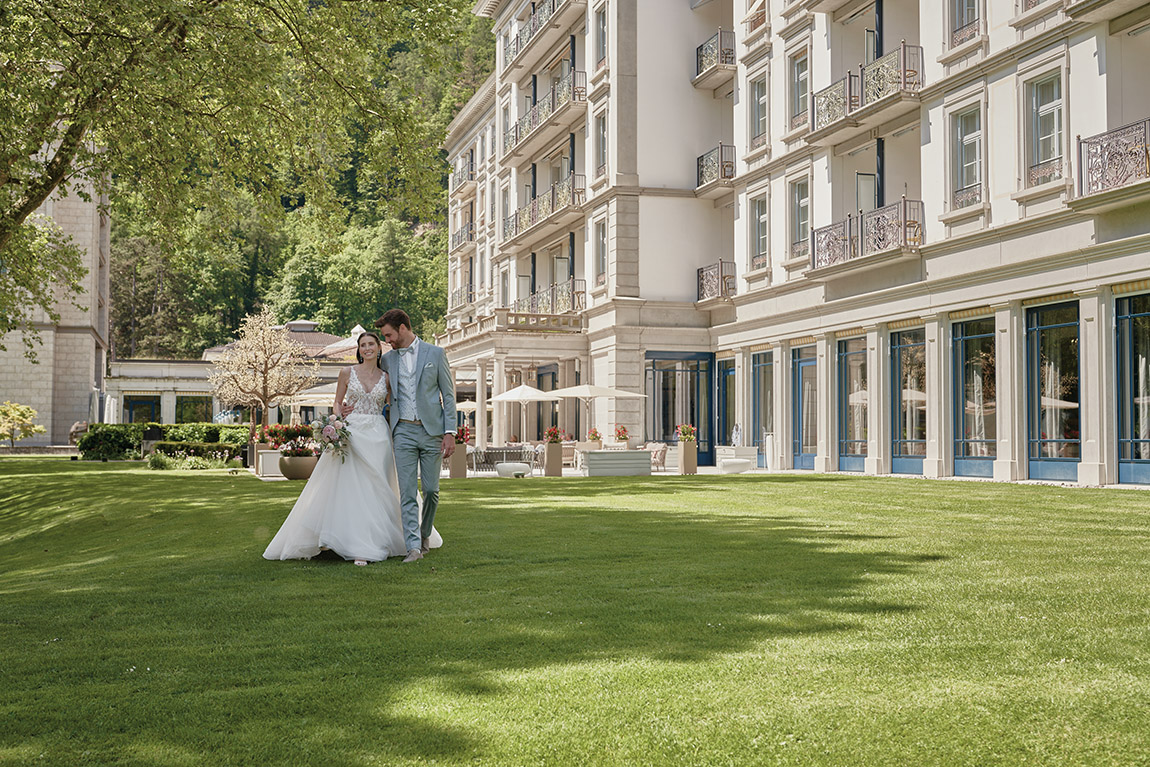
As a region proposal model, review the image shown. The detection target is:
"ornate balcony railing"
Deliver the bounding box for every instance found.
[750,132,768,151]
[790,239,809,261]
[790,110,808,132]
[952,18,979,48]
[859,43,923,108]
[751,253,769,271]
[503,0,576,70]
[450,161,475,192]
[696,144,736,188]
[812,74,856,132]
[1077,118,1150,197]
[810,198,924,270]
[698,260,736,301]
[450,286,475,309]
[1028,156,1063,187]
[696,30,735,78]
[512,277,587,314]
[502,174,586,241]
[952,183,983,210]
[450,221,475,251]
[503,70,587,153]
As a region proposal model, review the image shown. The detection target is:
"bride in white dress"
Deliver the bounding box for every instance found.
[263,331,442,565]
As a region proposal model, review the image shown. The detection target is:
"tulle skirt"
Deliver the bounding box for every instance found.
[263,413,442,562]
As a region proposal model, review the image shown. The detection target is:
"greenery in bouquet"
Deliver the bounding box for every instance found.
[311,414,351,462]
[614,424,629,441]
[544,426,564,444]
[676,423,697,442]
[454,424,471,445]
[587,427,602,442]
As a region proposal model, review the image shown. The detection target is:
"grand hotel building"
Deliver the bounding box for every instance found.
[439,0,1150,485]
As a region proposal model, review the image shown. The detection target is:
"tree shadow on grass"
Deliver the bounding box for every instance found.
[1,462,944,766]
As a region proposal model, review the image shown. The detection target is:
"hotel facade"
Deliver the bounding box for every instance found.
[440,0,1150,485]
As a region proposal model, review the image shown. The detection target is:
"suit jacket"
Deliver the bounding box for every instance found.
[382,339,457,437]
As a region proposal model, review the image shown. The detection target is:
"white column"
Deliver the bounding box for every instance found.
[492,356,506,446]
[865,324,890,475]
[815,333,835,473]
[160,391,177,424]
[993,302,1025,481]
[774,341,791,469]
[557,359,572,437]
[735,347,751,447]
[923,314,952,478]
[476,360,489,448]
[1078,287,1115,485]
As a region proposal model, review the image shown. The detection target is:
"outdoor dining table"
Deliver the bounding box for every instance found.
[469,445,534,472]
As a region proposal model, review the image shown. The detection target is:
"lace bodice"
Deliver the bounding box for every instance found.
[347,367,388,416]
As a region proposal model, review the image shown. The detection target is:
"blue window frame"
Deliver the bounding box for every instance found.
[1026,302,1080,481]
[1117,294,1150,484]
[891,328,926,474]
[645,352,714,466]
[837,338,867,472]
[124,395,160,424]
[535,367,558,441]
[751,351,774,468]
[716,358,736,446]
[953,318,996,477]
[792,346,817,470]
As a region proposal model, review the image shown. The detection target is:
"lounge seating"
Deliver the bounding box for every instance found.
[645,442,668,472]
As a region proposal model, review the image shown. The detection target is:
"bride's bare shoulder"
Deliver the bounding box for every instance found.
[338,366,352,380]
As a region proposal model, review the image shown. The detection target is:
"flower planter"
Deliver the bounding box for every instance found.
[279,455,318,480]
[449,447,468,479]
[677,440,698,475]
[544,442,563,477]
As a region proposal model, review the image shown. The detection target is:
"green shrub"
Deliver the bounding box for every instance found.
[153,441,244,460]
[78,427,135,460]
[204,425,220,443]
[146,451,175,470]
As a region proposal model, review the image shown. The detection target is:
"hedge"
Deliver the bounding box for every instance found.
[77,423,250,459]
[153,441,245,460]
[76,428,135,461]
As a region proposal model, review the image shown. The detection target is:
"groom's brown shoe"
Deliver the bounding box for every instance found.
[402,549,423,563]
[421,537,431,554]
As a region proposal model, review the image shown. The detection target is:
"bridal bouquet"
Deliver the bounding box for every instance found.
[311,414,351,462]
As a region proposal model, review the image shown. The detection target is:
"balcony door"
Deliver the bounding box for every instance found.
[715,358,735,447]
[645,353,714,466]
[1118,294,1150,483]
[792,346,817,470]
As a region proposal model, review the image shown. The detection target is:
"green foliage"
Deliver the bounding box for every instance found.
[0,401,47,447]
[77,423,247,458]
[153,441,244,461]
[76,427,135,460]
[147,451,239,470]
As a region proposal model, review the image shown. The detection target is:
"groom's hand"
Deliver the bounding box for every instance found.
[441,434,455,457]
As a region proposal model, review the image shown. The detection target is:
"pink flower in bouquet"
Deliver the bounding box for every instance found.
[334,420,344,430]
[323,425,337,439]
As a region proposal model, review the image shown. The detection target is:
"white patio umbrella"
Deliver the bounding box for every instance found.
[549,383,647,439]
[490,384,560,442]
[290,381,338,406]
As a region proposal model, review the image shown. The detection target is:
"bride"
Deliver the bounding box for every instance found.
[263,331,442,565]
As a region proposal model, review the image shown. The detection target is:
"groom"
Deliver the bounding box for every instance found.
[376,309,457,564]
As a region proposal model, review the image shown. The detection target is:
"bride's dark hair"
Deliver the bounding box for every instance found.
[356,331,384,368]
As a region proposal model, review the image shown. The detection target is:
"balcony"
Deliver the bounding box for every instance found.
[437,307,587,351]
[450,161,476,196]
[503,0,588,76]
[450,286,475,310]
[1064,0,1150,22]
[809,197,924,276]
[692,30,736,92]
[1070,118,1150,214]
[808,42,924,147]
[512,277,587,314]
[503,70,587,162]
[450,221,475,253]
[502,174,586,249]
[695,144,736,199]
[697,261,736,301]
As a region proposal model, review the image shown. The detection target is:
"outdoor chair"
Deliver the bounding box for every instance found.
[561,442,577,468]
[646,442,668,472]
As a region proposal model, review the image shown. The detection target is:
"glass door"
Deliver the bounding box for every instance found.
[715,359,735,446]
[953,318,996,477]
[891,328,926,474]
[752,352,774,468]
[792,347,817,470]
[1118,294,1150,484]
[1026,302,1080,481]
[838,338,867,472]
[645,354,714,466]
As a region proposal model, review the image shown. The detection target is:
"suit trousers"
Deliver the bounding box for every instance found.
[392,422,443,552]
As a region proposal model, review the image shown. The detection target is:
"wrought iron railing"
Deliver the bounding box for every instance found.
[696,144,736,188]
[790,110,808,132]
[502,174,587,240]
[1077,118,1150,197]
[504,0,578,69]
[503,70,587,153]
[952,183,982,210]
[859,43,923,108]
[750,132,768,151]
[812,74,856,132]
[450,221,475,251]
[698,261,736,301]
[450,286,475,309]
[952,18,979,48]
[512,278,587,314]
[1028,156,1063,187]
[790,239,809,261]
[810,198,924,269]
[596,162,607,179]
[751,253,769,271]
[696,30,735,78]
[450,161,474,192]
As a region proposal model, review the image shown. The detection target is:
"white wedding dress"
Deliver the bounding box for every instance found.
[263,367,443,562]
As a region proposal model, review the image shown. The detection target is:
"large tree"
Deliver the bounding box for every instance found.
[0,0,464,352]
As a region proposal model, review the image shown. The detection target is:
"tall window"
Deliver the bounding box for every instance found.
[750,74,768,149]
[952,0,979,46]
[954,318,996,476]
[175,396,212,423]
[953,107,982,209]
[1028,74,1063,186]
[595,111,608,177]
[789,52,808,131]
[594,219,607,285]
[500,270,510,307]
[1027,302,1080,478]
[837,338,867,471]
[751,351,774,468]
[891,328,927,473]
[751,195,768,270]
[595,5,608,69]
[790,178,809,257]
[489,181,495,219]
[478,135,485,164]
[1118,294,1150,482]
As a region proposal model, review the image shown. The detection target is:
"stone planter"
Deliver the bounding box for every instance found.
[449,446,468,478]
[279,454,318,480]
[589,440,603,452]
[677,440,698,475]
[544,442,563,476]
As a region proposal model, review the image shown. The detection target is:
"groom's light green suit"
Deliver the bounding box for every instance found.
[383,338,456,552]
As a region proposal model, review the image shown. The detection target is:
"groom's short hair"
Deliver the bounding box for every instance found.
[375,309,411,332]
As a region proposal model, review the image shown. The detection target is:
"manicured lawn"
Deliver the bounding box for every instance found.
[1,458,1149,766]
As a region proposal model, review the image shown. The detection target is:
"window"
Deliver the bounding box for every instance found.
[789,178,809,258]
[838,338,867,471]
[489,181,495,219]
[488,126,494,157]
[750,74,768,149]
[1118,294,1150,482]
[891,329,927,473]
[595,111,608,177]
[952,0,979,46]
[1026,303,1080,481]
[500,270,510,307]
[954,318,996,476]
[952,107,982,209]
[124,395,160,424]
[594,219,607,285]
[478,136,485,164]
[595,5,608,69]
[789,53,808,131]
[175,396,212,423]
[750,195,768,270]
[751,351,774,468]
[1028,74,1063,186]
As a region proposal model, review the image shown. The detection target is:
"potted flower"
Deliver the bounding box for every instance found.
[544,426,564,476]
[586,427,602,451]
[613,423,631,448]
[270,424,319,479]
[450,424,470,479]
[676,423,697,475]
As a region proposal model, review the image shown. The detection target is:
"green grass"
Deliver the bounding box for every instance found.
[2,458,1149,766]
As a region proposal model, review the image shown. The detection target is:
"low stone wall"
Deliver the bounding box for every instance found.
[0,445,80,456]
